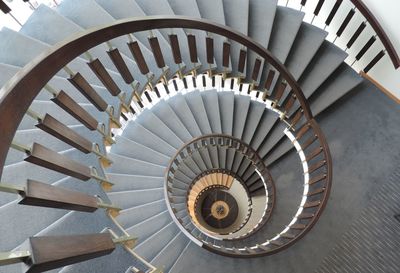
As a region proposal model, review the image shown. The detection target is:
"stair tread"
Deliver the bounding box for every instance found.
[167,93,202,137]
[259,6,304,88]
[134,221,179,262]
[122,121,177,157]
[196,0,226,70]
[20,4,126,86]
[299,41,348,98]
[57,0,154,91]
[285,22,328,80]
[108,187,164,210]
[268,6,305,63]
[184,91,218,168]
[311,63,363,115]
[105,173,164,192]
[242,100,265,144]
[111,135,170,166]
[151,232,189,272]
[167,0,210,72]
[245,0,278,82]
[166,93,214,169]
[134,0,196,74]
[126,210,171,245]
[117,199,167,228]
[266,66,363,166]
[95,0,182,76]
[222,0,249,77]
[152,99,194,142]
[0,27,103,86]
[136,109,184,149]
[108,152,166,176]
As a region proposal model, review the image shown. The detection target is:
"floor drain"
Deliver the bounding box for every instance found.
[395,214,400,222]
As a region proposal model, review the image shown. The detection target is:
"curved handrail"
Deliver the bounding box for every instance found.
[349,0,400,69]
[0,15,314,179]
[165,134,275,241]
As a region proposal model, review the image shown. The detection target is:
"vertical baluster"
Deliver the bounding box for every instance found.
[251,58,262,82]
[107,48,135,84]
[51,91,98,131]
[237,49,247,74]
[314,0,325,16]
[300,0,307,11]
[325,0,343,27]
[24,143,92,181]
[272,80,287,106]
[88,59,121,97]
[169,34,182,65]
[36,114,93,154]
[222,41,231,69]
[128,41,150,75]
[283,92,297,114]
[354,36,376,62]
[364,50,385,73]
[148,36,166,69]
[336,9,355,38]
[311,0,324,23]
[206,36,214,65]
[68,73,109,112]
[187,34,198,64]
[262,70,276,101]
[291,108,304,128]
[347,22,367,49]
[0,1,22,25]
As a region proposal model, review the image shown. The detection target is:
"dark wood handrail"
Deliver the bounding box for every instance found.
[0,16,314,179]
[350,0,400,69]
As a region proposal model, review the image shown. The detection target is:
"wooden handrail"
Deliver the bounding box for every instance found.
[0,16,315,179]
[349,0,400,69]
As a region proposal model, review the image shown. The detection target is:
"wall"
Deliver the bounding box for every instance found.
[362,0,400,99]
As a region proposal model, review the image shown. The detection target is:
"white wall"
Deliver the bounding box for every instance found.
[362,0,400,98]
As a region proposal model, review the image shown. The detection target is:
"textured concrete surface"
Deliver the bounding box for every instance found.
[315,163,400,273]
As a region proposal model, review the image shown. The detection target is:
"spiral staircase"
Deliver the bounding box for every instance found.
[0,0,399,272]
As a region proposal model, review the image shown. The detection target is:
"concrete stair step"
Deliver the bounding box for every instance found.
[95,0,182,77]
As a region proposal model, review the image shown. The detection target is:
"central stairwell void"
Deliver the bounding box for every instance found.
[0,0,399,272]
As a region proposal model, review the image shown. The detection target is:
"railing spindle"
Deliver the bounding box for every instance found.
[325,0,343,26]
[206,36,214,65]
[169,34,182,64]
[68,73,108,112]
[107,48,135,84]
[187,34,198,64]
[336,9,355,37]
[88,59,122,96]
[223,41,231,68]
[24,143,92,180]
[36,114,93,153]
[237,49,247,74]
[347,22,366,49]
[251,58,262,82]
[51,91,99,131]
[128,41,150,75]
[355,36,376,61]
[149,36,166,69]
[364,50,385,73]
[314,0,325,16]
